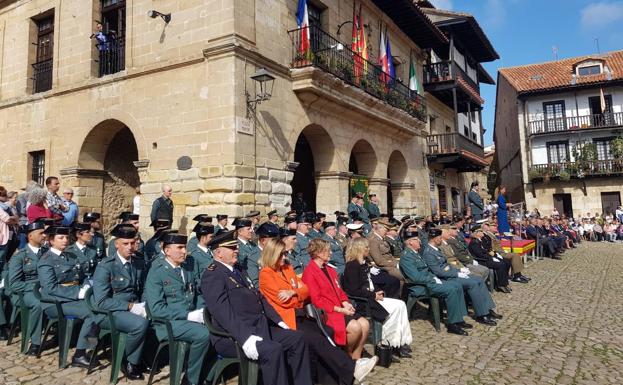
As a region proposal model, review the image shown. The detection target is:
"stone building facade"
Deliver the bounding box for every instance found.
[0,0,461,235]
[495,51,623,217]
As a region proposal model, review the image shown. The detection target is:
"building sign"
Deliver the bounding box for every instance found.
[236,117,254,135]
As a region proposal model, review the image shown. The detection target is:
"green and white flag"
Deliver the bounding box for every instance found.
[408,52,421,93]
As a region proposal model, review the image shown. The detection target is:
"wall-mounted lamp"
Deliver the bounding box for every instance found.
[336,21,371,36]
[147,10,171,23]
[246,68,275,117]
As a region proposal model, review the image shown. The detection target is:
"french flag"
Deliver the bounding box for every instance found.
[296,0,311,58]
[385,31,395,82]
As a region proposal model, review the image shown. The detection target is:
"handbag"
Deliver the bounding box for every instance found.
[374,340,393,368]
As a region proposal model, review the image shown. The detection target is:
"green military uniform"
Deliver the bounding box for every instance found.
[66,242,99,278]
[294,232,311,269]
[0,261,10,333]
[88,232,107,260]
[399,246,467,324]
[8,244,50,347]
[335,232,348,251]
[144,255,209,385]
[307,227,322,239]
[321,233,345,275]
[92,253,149,366]
[37,248,104,350]
[189,245,213,281]
[107,236,145,259]
[445,237,490,280]
[421,244,495,318]
[144,236,161,260]
[237,239,261,286]
[186,236,199,255]
[368,202,381,218]
[385,235,403,258]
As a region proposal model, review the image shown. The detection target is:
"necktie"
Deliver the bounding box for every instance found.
[232,268,247,287]
[174,267,184,283]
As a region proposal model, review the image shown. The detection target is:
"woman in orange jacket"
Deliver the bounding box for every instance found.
[259,239,377,385]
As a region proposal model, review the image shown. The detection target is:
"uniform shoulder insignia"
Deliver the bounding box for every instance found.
[207,263,216,271]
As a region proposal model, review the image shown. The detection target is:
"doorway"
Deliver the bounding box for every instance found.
[291,133,317,213]
[438,185,447,214]
[600,192,621,215]
[588,95,613,127]
[553,193,573,218]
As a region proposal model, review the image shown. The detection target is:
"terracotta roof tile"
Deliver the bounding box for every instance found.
[499,50,623,94]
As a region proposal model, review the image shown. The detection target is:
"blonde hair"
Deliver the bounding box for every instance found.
[345,237,369,263]
[307,238,330,258]
[260,238,286,270]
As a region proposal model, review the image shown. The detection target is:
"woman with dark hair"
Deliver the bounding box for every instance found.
[495,186,512,234]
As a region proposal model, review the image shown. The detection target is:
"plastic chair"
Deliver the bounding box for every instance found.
[84,288,127,385]
[7,292,32,354]
[6,294,20,345]
[145,303,190,385]
[346,295,383,346]
[203,307,258,385]
[403,280,441,332]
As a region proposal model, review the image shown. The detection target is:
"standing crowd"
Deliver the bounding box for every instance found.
[0,177,545,385]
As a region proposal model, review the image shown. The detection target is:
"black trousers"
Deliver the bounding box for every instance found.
[214,326,313,385]
[370,270,400,299]
[482,258,510,287]
[297,317,355,385]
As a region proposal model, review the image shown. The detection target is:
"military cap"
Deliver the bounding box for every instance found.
[207,230,238,250]
[309,213,321,224]
[118,211,139,221]
[369,214,379,222]
[284,215,297,224]
[471,224,483,232]
[427,228,442,238]
[334,211,346,217]
[379,213,390,218]
[256,222,280,238]
[111,224,138,239]
[193,222,214,236]
[35,217,56,226]
[470,180,479,188]
[400,215,411,222]
[297,212,315,224]
[22,221,45,233]
[235,218,253,229]
[402,229,419,241]
[154,228,176,241]
[267,210,278,217]
[216,214,228,221]
[192,214,213,222]
[83,212,101,222]
[285,210,297,217]
[438,224,456,230]
[245,211,260,218]
[280,227,297,237]
[346,223,364,231]
[377,219,392,229]
[389,217,402,226]
[162,233,188,246]
[336,216,349,226]
[369,193,376,197]
[72,222,92,233]
[323,221,336,229]
[349,211,363,222]
[316,212,326,219]
[44,226,71,236]
[475,218,488,224]
[150,218,172,229]
[353,191,364,199]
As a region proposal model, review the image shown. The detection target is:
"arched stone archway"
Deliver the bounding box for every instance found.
[386,150,414,217]
[349,139,377,177]
[64,119,141,234]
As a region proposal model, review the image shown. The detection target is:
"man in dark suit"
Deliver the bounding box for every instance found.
[202,230,312,385]
[150,185,173,224]
[526,218,559,259]
[467,225,512,293]
[467,182,484,220]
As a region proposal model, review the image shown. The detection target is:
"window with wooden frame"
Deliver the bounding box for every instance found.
[543,100,567,132]
[98,0,126,76]
[32,13,54,93]
[28,151,45,185]
[594,137,614,161]
[546,141,569,164]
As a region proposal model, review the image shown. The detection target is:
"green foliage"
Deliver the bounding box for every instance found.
[611,137,623,159]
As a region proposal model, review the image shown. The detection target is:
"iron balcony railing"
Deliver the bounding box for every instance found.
[528,112,623,135]
[423,60,480,94]
[32,59,53,93]
[427,132,484,158]
[97,35,125,77]
[288,25,427,123]
[529,159,623,180]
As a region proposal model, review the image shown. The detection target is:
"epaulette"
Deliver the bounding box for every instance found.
[207,263,216,271]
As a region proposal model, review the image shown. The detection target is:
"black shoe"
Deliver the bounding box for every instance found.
[447,323,468,336]
[489,310,503,319]
[520,275,531,281]
[26,344,40,356]
[0,327,8,341]
[511,276,529,283]
[401,344,412,353]
[122,362,145,381]
[475,316,497,326]
[390,355,401,363]
[458,321,473,329]
[71,353,91,368]
[496,286,511,293]
[393,347,412,358]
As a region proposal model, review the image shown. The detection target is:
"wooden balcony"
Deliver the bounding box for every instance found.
[422,60,483,113]
[528,112,623,135]
[529,159,623,180]
[426,133,487,172]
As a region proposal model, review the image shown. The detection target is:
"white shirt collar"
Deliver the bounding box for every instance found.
[217,260,234,272]
[76,241,86,251]
[441,240,448,245]
[197,244,208,253]
[50,247,62,256]
[296,231,306,237]
[28,244,40,254]
[117,252,130,265]
[428,244,439,251]
[374,232,383,240]
[237,237,248,245]
[164,257,179,269]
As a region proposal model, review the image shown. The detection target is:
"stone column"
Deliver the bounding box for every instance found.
[133,159,151,235]
[59,167,108,215]
[369,177,389,213]
[315,171,353,214]
[390,182,416,217]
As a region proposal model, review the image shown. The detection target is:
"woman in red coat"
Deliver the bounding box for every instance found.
[302,238,370,359]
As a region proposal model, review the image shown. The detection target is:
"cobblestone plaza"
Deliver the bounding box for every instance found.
[0,242,621,385]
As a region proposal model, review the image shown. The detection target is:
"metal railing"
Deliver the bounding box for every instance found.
[423,60,480,93]
[32,59,53,93]
[97,36,125,77]
[528,112,623,134]
[288,25,427,122]
[427,132,484,158]
[529,159,623,179]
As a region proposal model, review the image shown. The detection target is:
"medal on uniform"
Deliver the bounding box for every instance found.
[290,278,297,288]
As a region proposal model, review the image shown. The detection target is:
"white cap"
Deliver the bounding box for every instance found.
[346,223,364,230]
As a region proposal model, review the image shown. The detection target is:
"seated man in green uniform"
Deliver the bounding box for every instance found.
[92,224,149,380]
[108,212,145,259]
[8,222,50,354]
[145,233,210,385]
[144,219,171,260]
[422,228,502,326]
[236,218,262,285]
[188,222,214,279]
[37,226,104,367]
[66,222,99,278]
[186,214,212,255]
[398,229,470,336]
[320,221,346,275]
[84,212,106,260]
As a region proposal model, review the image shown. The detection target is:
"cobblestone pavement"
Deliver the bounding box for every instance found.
[1,243,622,385]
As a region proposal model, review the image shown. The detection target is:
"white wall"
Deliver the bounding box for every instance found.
[531,131,622,165]
[458,111,481,144]
[526,86,623,121]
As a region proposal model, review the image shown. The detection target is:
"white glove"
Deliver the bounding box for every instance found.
[472,260,479,266]
[457,272,469,279]
[278,321,290,330]
[434,277,442,285]
[186,309,205,324]
[493,257,501,262]
[0,279,4,289]
[242,335,263,360]
[496,253,505,259]
[370,267,381,275]
[129,302,147,318]
[460,267,470,275]
[78,284,91,299]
